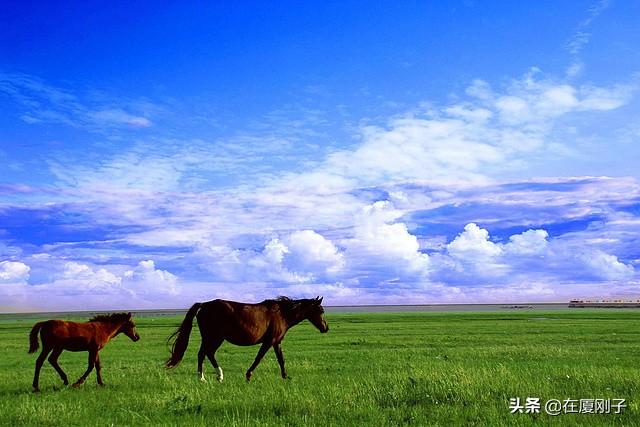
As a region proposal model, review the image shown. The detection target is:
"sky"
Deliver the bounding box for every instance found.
[1,1,640,311]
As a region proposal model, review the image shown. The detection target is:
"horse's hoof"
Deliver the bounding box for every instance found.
[245,373,252,382]
[32,388,40,393]
[98,383,105,387]
[72,383,82,388]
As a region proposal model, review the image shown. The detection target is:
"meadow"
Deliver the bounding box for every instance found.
[1,310,639,426]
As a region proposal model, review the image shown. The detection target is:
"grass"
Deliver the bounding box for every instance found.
[1,310,639,426]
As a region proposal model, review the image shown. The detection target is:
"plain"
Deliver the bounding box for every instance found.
[0,310,638,426]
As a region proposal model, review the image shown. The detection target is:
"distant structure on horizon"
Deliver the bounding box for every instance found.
[569,299,640,308]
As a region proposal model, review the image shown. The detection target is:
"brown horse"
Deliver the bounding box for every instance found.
[166,296,328,382]
[28,312,140,392]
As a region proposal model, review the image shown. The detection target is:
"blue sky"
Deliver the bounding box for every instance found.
[1,1,640,311]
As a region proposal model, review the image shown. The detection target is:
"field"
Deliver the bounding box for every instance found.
[1,310,639,426]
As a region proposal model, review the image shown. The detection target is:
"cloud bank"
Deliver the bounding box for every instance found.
[1,69,639,311]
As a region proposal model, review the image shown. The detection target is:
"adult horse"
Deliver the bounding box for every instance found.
[28,312,140,392]
[166,296,329,382]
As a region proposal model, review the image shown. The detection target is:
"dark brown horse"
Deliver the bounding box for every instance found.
[28,312,140,392]
[166,296,328,382]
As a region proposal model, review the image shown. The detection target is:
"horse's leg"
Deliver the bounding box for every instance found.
[273,343,288,379]
[32,346,52,392]
[95,353,104,386]
[205,339,224,382]
[245,342,271,382]
[73,350,96,387]
[47,348,68,386]
[197,342,207,382]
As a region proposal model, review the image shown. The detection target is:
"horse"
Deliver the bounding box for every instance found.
[28,312,140,392]
[165,296,329,382]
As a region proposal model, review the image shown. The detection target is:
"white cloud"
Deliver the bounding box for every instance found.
[581,250,634,280]
[505,229,549,255]
[0,260,30,282]
[49,150,186,193]
[54,259,179,298]
[193,202,430,289]
[123,260,178,295]
[448,223,502,259]
[62,261,121,288]
[271,71,634,192]
[0,72,157,132]
[566,62,584,78]
[0,261,31,310]
[2,63,639,309]
[248,238,310,283]
[282,230,345,276]
[87,109,152,128]
[438,223,507,281]
[565,0,610,56]
[491,74,631,125]
[319,116,503,186]
[0,258,182,311]
[432,218,636,288]
[345,201,429,277]
[195,230,344,286]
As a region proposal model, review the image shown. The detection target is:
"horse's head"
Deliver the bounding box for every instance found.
[305,296,329,333]
[120,312,141,342]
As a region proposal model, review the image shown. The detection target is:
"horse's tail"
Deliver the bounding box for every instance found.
[28,322,45,354]
[165,303,203,368]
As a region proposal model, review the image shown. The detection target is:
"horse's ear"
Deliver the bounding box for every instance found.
[127,312,132,319]
[317,296,323,304]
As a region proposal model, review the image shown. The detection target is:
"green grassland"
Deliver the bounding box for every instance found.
[1,310,639,426]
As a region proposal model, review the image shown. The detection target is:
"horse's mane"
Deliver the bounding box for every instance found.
[262,295,295,306]
[89,312,130,323]
[261,296,316,314]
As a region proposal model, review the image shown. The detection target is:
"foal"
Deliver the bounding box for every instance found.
[29,312,140,392]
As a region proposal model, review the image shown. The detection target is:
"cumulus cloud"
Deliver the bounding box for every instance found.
[191,201,430,292]
[505,229,549,255]
[448,223,502,259]
[581,250,634,280]
[62,261,121,288]
[433,223,507,282]
[430,219,635,290]
[0,261,31,310]
[3,173,640,310]
[0,260,30,282]
[345,201,429,279]
[0,258,183,311]
[55,260,179,299]
[198,230,344,286]
[123,260,178,295]
[248,238,310,283]
[282,230,345,277]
